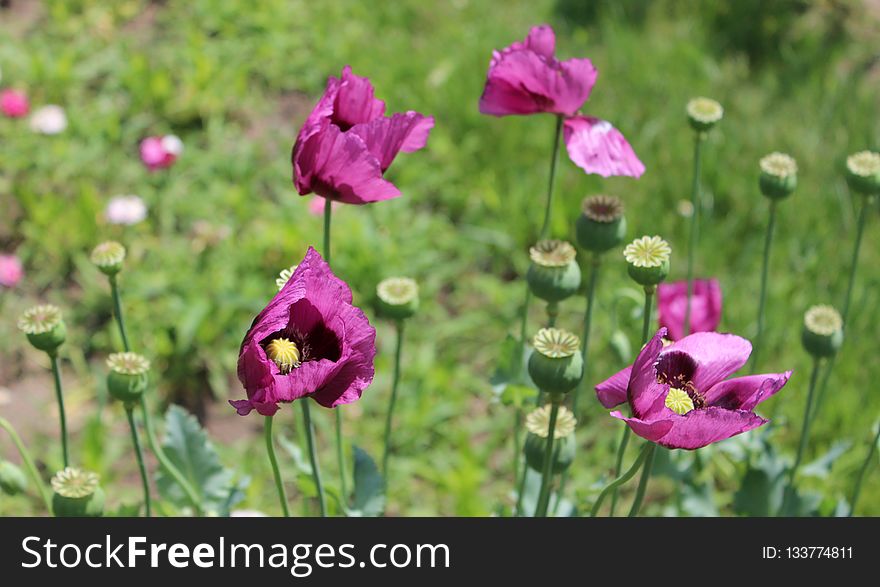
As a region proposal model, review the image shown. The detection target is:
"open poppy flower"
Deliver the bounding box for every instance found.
[230,247,376,415]
[657,278,722,341]
[595,328,791,449]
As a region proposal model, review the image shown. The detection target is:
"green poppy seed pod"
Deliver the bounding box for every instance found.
[686,97,723,133]
[526,240,581,303]
[375,277,419,321]
[801,305,843,358]
[523,405,577,474]
[0,460,28,496]
[845,151,880,196]
[759,153,798,200]
[18,304,66,354]
[527,328,583,394]
[90,241,126,276]
[624,235,671,288]
[106,352,151,406]
[51,467,105,517]
[576,195,627,253]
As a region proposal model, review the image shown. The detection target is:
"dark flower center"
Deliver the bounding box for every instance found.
[654,350,706,408]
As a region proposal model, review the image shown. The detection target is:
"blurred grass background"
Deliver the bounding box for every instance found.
[1,0,878,515]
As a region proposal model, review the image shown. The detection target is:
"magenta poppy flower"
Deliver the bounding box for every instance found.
[139,135,183,171]
[0,254,24,288]
[230,247,376,416]
[595,328,791,450]
[479,25,643,178]
[478,25,597,117]
[292,66,434,205]
[1,89,29,118]
[657,278,722,341]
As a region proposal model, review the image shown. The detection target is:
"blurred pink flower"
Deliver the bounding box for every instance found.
[29,105,67,134]
[0,254,24,288]
[140,135,182,171]
[479,25,644,178]
[1,89,29,118]
[657,279,723,341]
[105,195,147,225]
[308,196,340,216]
[292,66,434,205]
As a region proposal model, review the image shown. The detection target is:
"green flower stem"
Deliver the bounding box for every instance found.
[552,255,601,514]
[514,447,528,517]
[546,302,558,327]
[609,287,654,515]
[0,416,52,513]
[264,415,290,517]
[750,200,777,374]
[627,443,657,517]
[126,406,152,517]
[382,320,405,485]
[849,421,880,516]
[107,270,203,513]
[109,275,131,352]
[533,397,561,517]
[301,401,327,516]
[539,115,564,239]
[812,195,873,420]
[684,133,704,336]
[323,197,348,502]
[49,352,69,468]
[781,357,822,515]
[512,408,524,514]
[590,442,650,517]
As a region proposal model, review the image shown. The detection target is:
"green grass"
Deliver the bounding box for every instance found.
[1,0,878,516]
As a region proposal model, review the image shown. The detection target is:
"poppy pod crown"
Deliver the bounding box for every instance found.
[526,240,581,303]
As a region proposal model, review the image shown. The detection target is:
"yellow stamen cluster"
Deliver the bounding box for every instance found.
[525,405,577,439]
[665,388,695,415]
[266,338,301,373]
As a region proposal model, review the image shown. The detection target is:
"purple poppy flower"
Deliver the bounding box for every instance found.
[479,25,644,178]
[292,66,433,205]
[657,278,722,341]
[595,328,791,450]
[478,25,597,117]
[230,247,376,416]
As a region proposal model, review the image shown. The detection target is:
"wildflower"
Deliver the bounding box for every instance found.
[106,352,151,406]
[90,241,126,276]
[29,105,67,134]
[0,254,24,288]
[140,135,183,171]
[657,279,722,341]
[624,235,671,288]
[686,97,723,132]
[523,405,576,474]
[18,304,66,354]
[595,329,791,449]
[292,66,434,204]
[105,195,147,225]
[526,240,581,303]
[479,25,644,178]
[759,152,797,199]
[231,247,377,415]
[0,89,29,118]
[527,328,583,394]
[51,467,104,517]
[845,150,880,195]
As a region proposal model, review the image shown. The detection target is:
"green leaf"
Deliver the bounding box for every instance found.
[157,405,247,516]
[801,440,851,479]
[500,384,537,409]
[348,446,385,517]
[490,335,524,393]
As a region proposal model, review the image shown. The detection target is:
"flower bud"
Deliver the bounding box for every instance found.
[802,305,843,358]
[576,195,627,253]
[527,328,583,394]
[51,467,104,517]
[759,153,797,200]
[0,460,28,496]
[686,97,723,133]
[18,304,66,354]
[624,236,671,288]
[526,240,581,303]
[845,151,880,196]
[375,277,419,321]
[106,352,150,406]
[90,241,126,276]
[523,405,576,474]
